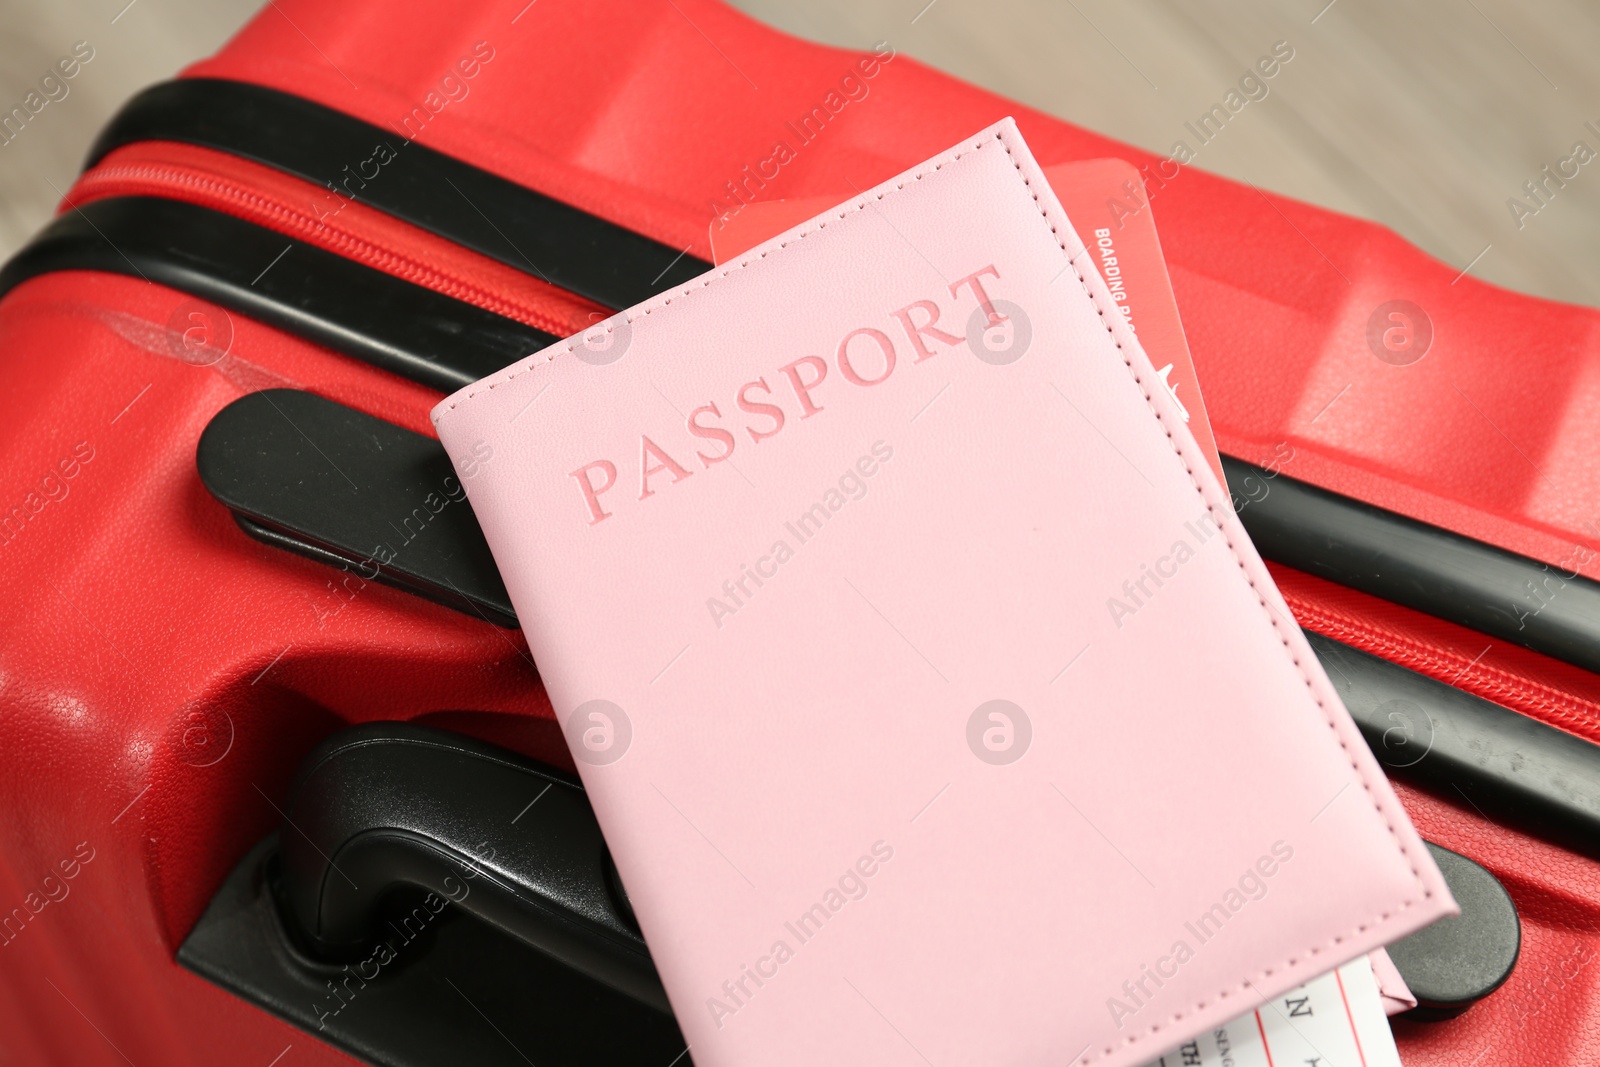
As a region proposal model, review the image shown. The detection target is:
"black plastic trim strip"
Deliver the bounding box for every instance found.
[1313,630,1600,862]
[86,79,710,310]
[1225,455,1600,677]
[0,197,550,392]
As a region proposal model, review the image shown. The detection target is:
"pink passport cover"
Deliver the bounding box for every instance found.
[432,119,1454,1067]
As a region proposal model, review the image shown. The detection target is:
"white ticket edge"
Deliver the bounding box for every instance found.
[1142,956,1401,1067]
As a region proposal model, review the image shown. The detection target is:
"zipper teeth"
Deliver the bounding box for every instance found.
[72,161,579,339]
[1282,587,1600,744]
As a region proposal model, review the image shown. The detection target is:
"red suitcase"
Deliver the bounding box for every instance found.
[2,1,1598,1063]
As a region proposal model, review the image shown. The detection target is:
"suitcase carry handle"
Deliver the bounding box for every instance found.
[195,392,1600,869]
[275,721,670,1013]
[189,716,1514,1067]
[181,831,687,1067]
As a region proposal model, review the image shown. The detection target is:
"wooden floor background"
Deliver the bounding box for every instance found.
[0,0,1595,307]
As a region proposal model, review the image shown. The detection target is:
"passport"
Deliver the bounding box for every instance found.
[432,118,1454,1067]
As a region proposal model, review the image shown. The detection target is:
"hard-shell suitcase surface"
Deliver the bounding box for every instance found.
[3,1,1599,1063]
